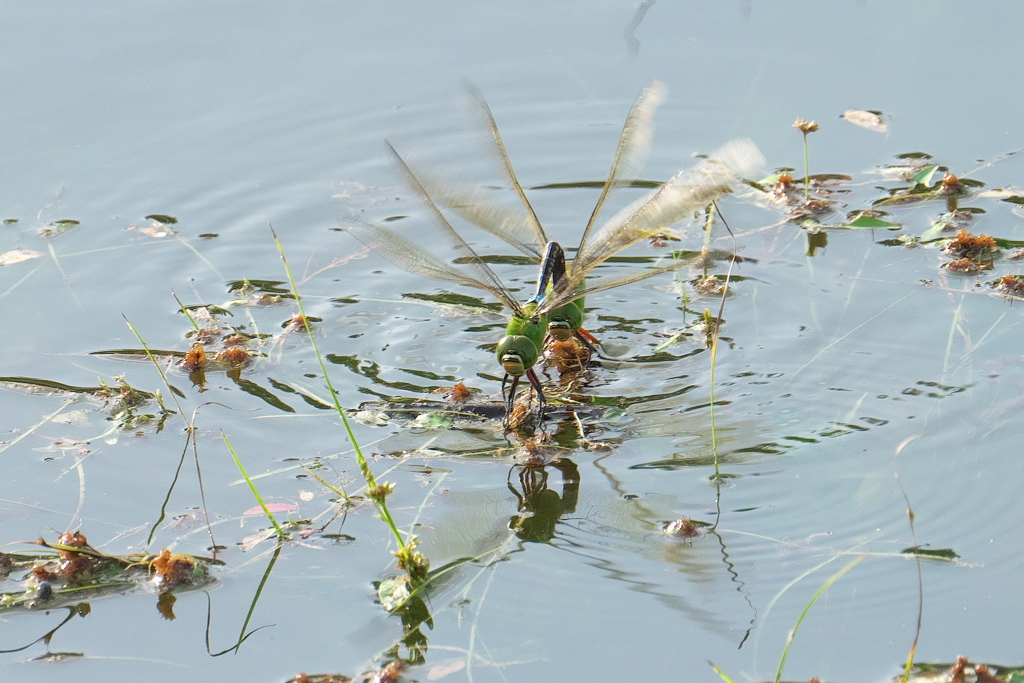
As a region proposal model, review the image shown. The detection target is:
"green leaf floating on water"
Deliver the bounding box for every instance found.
[846,215,902,229]
[412,412,453,430]
[145,214,179,224]
[912,164,940,186]
[1001,195,1024,205]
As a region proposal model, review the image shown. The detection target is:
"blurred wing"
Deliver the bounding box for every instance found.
[538,256,693,315]
[417,171,545,260]
[578,79,667,252]
[338,217,520,313]
[461,82,549,250]
[568,139,765,285]
[339,143,528,316]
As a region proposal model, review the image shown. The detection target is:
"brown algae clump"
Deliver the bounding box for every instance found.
[151,548,206,591]
[180,342,207,372]
[442,381,472,403]
[993,274,1024,298]
[55,531,96,582]
[216,346,252,368]
[663,518,705,539]
[943,229,998,260]
[693,274,727,297]
[545,339,590,374]
[943,257,991,274]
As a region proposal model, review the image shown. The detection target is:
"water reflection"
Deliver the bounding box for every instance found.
[508,460,580,543]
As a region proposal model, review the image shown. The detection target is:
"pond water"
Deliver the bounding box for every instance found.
[2,2,1024,682]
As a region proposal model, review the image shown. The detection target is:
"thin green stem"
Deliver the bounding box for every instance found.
[222,430,287,539]
[774,555,864,683]
[270,227,408,554]
[122,315,186,420]
[802,132,811,201]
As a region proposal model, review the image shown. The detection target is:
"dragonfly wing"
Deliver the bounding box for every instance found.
[461,82,549,249]
[570,139,765,280]
[416,171,545,260]
[339,218,518,305]
[579,79,667,251]
[387,143,526,315]
[538,256,694,315]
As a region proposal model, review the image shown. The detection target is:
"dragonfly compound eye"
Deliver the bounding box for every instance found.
[496,335,539,376]
[547,320,573,341]
[547,302,583,342]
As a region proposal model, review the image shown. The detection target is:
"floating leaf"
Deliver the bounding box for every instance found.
[38,220,80,238]
[841,109,888,133]
[354,409,390,426]
[51,410,92,427]
[145,214,178,224]
[0,247,43,266]
[846,215,901,229]
[911,164,940,186]
[412,412,453,431]
[919,222,950,242]
[1001,196,1024,205]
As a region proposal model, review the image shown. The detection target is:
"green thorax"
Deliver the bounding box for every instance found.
[496,307,547,377]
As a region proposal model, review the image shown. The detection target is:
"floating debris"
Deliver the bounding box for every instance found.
[432,381,472,403]
[216,346,252,368]
[180,342,208,373]
[38,219,80,238]
[692,274,727,297]
[150,548,206,592]
[663,518,707,539]
[282,313,321,332]
[993,275,1024,298]
[943,257,991,275]
[0,247,44,266]
[841,109,889,133]
[544,339,590,374]
[0,532,217,614]
[287,674,352,683]
[943,229,999,260]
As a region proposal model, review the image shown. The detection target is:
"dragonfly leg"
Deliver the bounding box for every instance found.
[502,374,520,426]
[572,329,600,358]
[525,368,547,419]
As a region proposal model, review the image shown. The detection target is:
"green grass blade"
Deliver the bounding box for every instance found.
[708,661,736,683]
[222,430,286,539]
[269,227,409,555]
[774,555,865,683]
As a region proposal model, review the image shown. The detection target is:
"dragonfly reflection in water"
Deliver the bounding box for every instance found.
[338,83,764,426]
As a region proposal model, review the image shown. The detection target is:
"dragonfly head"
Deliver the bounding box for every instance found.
[547,320,574,341]
[496,335,539,377]
[547,303,583,342]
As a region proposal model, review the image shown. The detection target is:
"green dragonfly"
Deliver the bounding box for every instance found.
[339,88,763,424]
[418,80,670,348]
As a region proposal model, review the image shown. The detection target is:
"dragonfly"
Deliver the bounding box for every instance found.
[339,85,763,424]
[417,80,731,348]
